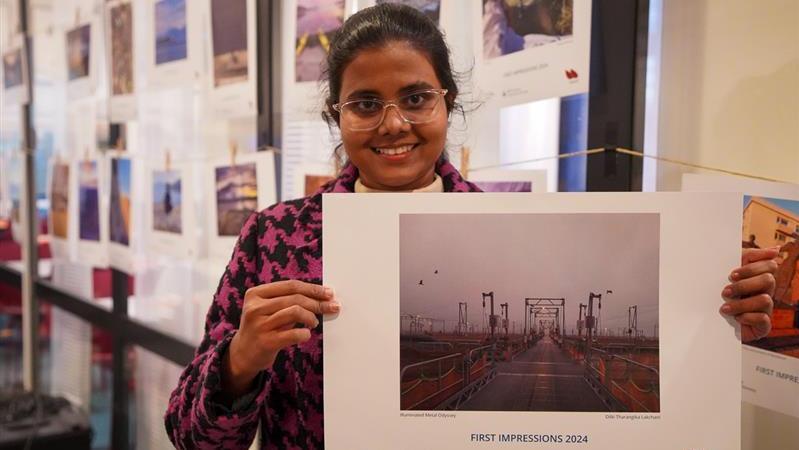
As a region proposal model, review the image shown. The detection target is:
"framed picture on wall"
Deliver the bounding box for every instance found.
[106,0,137,121]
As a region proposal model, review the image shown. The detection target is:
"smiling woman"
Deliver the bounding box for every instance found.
[164,3,778,450]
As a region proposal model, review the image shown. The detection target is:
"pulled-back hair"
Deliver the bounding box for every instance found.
[321,3,462,127]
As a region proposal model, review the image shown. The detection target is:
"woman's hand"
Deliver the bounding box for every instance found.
[719,247,779,342]
[223,280,340,396]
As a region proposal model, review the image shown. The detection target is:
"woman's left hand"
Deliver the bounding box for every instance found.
[719,247,779,342]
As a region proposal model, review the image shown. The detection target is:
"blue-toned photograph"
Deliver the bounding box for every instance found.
[78,161,100,241]
[109,158,132,246]
[155,0,188,65]
[153,169,182,234]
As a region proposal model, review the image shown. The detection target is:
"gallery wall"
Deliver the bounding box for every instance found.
[653,0,799,190]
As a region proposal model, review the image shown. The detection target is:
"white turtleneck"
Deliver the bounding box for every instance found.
[354,175,444,193]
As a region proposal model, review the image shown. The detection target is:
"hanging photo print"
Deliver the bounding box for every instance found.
[147,161,195,259]
[211,0,248,87]
[683,173,799,419]
[2,37,29,105]
[207,151,276,258]
[469,168,548,193]
[66,24,91,81]
[77,158,108,267]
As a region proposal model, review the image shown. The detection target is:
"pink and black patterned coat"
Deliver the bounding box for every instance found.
[165,159,481,449]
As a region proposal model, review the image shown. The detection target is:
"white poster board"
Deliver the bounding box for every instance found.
[205,0,257,119]
[143,0,203,89]
[76,157,109,268]
[324,192,742,450]
[682,173,799,420]
[145,159,196,259]
[2,35,30,106]
[473,0,591,109]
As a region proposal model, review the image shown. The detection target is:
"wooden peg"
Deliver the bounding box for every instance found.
[115,136,125,152]
[74,8,80,27]
[83,147,89,162]
[460,146,471,180]
[165,149,171,172]
[229,140,238,167]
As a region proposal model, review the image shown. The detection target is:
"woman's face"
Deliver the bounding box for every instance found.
[337,41,448,191]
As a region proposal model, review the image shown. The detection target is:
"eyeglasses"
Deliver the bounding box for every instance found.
[332,89,448,131]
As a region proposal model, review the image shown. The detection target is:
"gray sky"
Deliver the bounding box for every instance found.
[399,213,660,335]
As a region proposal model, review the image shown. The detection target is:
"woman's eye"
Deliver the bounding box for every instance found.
[403,93,431,109]
[354,100,381,114]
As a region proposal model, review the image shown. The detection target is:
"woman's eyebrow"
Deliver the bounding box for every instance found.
[398,81,435,94]
[345,89,381,100]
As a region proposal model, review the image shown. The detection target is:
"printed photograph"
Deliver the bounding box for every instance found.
[153,169,182,234]
[110,2,134,95]
[483,0,573,59]
[2,48,24,89]
[215,163,257,236]
[109,158,132,246]
[295,0,344,82]
[742,196,799,359]
[211,0,248,87]
[400,213,660,412]
[304,174,334,196]
[50,163,70,239]
[376,0,440,25]
[155,0,187,65]
[472,181,532,192]
[78,161,100,241]
[66,24,91,80]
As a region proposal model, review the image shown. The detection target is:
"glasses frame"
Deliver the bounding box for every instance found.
[332,88,449,131]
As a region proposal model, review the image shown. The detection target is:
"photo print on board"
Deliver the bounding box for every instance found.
[152,169,182,234]
[376,0,440,26]
[2,48,24,89]
[483,0,573,59]
[66,24,91,80]
[742,196,799,359]
[295,0,345,82]
[109,158,132,246]
[215,163,258,236]
[78,161,101,241]
[110,2,134,95]
[399,212,660,412]
[50,163,70,239]
[155,0,188,65]
[211,0,248,87]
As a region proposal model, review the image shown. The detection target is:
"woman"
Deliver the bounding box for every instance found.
[165,4,776,449]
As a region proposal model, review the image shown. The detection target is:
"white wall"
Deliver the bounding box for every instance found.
[654,0,799,190]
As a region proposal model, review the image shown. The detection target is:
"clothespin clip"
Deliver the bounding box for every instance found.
[74,8,80,27]
[229,140,238,167]
[165,149,171,172]
[83,146,89,162]
[115,135,125,152]
[460,146,471,180]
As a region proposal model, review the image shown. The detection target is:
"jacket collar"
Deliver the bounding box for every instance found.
[323,157,481,194]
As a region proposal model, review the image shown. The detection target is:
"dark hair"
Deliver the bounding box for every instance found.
[321,3,463,129]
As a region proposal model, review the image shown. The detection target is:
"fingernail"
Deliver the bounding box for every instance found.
[324,286,335,297]
[720,304,732,314]
[722,287,733,297]
[329,302,341,313]
[729,272,740,281]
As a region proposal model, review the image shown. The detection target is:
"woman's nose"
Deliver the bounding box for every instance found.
[378,105,411,135]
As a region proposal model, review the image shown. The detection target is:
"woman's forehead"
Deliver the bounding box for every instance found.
[339,42,441,98]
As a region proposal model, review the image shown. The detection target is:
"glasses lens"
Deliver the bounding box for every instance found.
[398,91,441,122]
[342,99,384,130]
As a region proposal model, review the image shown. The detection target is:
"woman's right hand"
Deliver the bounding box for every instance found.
[222,280,340,396]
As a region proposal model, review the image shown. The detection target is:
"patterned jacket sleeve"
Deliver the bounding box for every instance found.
[164,212,270,449]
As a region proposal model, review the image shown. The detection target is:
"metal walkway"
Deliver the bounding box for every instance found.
[459,336,609,411]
